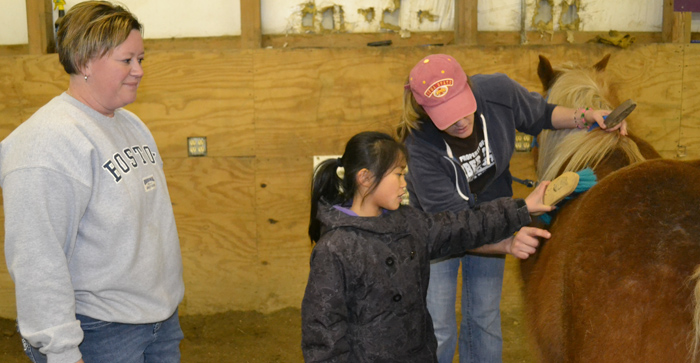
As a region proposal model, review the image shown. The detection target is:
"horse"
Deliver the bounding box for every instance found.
[519,54,700,363]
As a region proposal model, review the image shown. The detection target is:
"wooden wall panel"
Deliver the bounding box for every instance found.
[441,46,539,90]
[255,157,313,312]
[609,45,686,158]
[165,157,259,314]
[680,44,700,159]
[0,58,25,139]
[0,194,10,317]
[0,44,698,319]
[0,55,67,139]
[12,55,66,115]
[130,51,255,158]
[252,48,417,158]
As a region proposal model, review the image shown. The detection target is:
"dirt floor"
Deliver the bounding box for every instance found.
[0,257,537,363]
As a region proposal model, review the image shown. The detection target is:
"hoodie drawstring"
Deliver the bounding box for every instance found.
[480,113,492,166]
[442,141,470,202]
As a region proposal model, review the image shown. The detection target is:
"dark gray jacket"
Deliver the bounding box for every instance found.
[301,198,530,362]
[405,73,557,213]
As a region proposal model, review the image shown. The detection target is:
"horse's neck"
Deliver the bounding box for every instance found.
[592,132,661,180]
[629,133,662,159]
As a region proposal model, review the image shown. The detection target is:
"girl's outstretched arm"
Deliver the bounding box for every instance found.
[420,197,532,260]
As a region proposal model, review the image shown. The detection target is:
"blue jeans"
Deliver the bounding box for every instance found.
[426,254,505,363]
[23,309,183,363]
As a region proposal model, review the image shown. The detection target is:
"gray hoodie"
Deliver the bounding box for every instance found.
[0,93,184,363]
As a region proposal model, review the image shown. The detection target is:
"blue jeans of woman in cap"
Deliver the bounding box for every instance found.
[427,253,505,363]
[22,308,183,363]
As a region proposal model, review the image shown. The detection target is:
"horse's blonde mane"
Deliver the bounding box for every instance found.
[536,66,646,181]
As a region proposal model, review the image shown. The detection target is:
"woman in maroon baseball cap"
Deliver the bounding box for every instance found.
[397,53,626,363]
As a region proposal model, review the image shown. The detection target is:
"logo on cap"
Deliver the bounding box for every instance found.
[424,78,454,98]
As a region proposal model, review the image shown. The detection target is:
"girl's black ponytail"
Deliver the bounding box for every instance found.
[308,158,344,243]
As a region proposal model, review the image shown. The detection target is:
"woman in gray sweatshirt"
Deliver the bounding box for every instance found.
[0,2,184,363]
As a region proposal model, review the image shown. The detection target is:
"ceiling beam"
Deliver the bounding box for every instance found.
[26,0,54,54]
[454,0,478,45]
[240,0,262,48]
[663,0,691,43]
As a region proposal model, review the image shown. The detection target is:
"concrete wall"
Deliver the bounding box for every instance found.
[2,0,687,45]
[0,43,698,318]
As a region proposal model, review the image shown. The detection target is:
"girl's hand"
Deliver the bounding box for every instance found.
[506,227,551,259]
[524,181,555,214]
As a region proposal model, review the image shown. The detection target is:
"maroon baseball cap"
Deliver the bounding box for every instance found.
[408,54,477,130]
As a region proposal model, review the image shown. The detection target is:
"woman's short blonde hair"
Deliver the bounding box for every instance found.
[56,1,142,75]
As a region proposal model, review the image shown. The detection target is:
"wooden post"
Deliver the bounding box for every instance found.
[662,0,691,43]
[26,0,54,54]
[240,0,262,48]
[454,0,478,45]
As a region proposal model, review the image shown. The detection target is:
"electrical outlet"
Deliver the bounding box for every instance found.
[188,137,207,157]
[514,132,533,152]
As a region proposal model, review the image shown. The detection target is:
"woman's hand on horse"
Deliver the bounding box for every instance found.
[508,227,551,259]
[524,181,556,214]
[586,109,629,135]
[610,119,628,135]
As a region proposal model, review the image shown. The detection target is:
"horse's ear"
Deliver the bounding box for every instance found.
[594,54,611,72]
[538,55,555,91]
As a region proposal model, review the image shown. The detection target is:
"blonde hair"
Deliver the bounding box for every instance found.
[397,82,427,142]
[536,66,645,181]
[56,1,142,75]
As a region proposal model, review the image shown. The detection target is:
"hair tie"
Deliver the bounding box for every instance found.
[336,158,343,167]
[403,84,411,90]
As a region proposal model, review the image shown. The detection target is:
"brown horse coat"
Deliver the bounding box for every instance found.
[521,55,700,363]
[522,159,700,362]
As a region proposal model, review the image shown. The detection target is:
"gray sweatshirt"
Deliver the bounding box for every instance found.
[0,93,184,363]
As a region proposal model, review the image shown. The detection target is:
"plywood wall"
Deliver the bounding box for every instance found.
[0,43,697,318]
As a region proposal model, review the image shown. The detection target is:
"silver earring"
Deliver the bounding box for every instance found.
[84,75,88,81]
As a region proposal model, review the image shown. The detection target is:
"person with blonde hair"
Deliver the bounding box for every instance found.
[398,54,625,363]
[1,2,184,362]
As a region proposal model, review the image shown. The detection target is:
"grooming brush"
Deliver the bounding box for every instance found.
[532,168,597,216]
[603,99,636,128]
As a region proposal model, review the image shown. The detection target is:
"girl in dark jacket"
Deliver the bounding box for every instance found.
[301,131,553,362]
